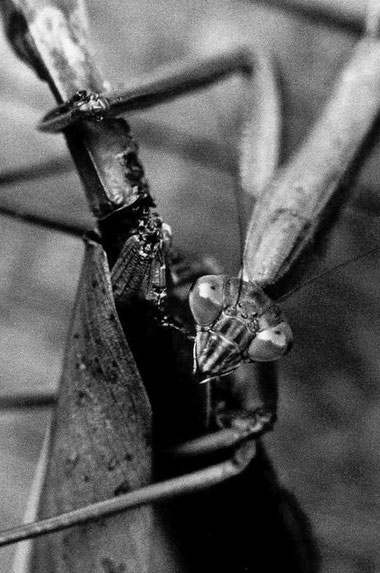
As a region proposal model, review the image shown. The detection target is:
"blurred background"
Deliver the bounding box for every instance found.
[0,0,379,571]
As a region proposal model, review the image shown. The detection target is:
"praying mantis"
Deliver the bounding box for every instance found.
[1,0,380,571]
[36,1,380,389]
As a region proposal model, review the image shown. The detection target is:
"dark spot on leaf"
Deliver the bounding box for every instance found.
[114,480,130,496]
[100,557,126,573]
[77,390,86,404]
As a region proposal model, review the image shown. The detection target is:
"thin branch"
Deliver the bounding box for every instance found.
[0,392,56,410]
[0,207,94,237]
[165,419,269,457]
[0,441,256,549]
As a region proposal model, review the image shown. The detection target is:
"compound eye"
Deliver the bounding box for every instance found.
[189,275,224,327]
[247,321,293,362]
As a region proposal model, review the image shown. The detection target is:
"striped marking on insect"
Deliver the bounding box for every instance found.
[189,274,293,383]
[188,238,380,384]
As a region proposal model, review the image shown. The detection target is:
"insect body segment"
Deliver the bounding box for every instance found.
[189,275,292,382]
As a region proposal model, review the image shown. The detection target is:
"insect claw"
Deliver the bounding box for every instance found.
[38,90,111,132]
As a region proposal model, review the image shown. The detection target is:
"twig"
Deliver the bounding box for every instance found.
[0,441,256,549]
[0,392,56,410]
[165,422,267,457]
[0,208,93,238]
